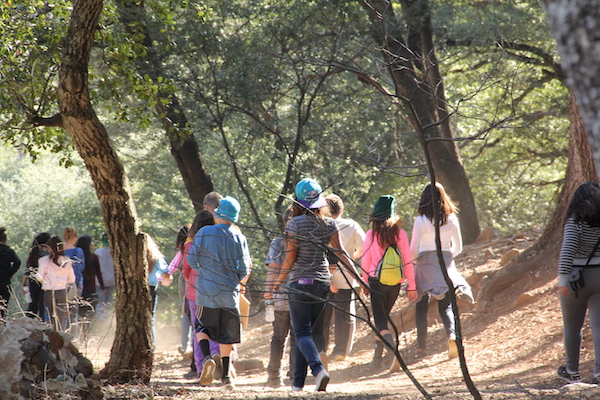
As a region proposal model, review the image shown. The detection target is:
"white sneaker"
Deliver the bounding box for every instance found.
[314,369,330,392]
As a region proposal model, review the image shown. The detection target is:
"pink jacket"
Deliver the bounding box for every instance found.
[361,228,415,290]
[182,240,197,302]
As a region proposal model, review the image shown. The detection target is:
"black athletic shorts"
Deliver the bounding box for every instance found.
[194,305,241,344]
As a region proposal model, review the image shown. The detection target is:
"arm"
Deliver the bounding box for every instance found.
[361,231,374,282]
[449,214,463,258]
[351,221,366,260]
[274,234,297,292]
[93,254,105,291]
[399,229,418,301]
[558,218,580,293]
[167,251,182,275]
[8,250,21,277]
[410,217,423,262]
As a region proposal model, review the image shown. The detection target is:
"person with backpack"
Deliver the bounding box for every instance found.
[410,182,472,360]
[557,182,600,384]
[361,195,417,370]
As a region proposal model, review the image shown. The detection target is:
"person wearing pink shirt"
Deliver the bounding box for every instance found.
[361,195,416,370]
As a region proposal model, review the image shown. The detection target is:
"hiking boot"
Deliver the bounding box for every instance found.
[221,376,235,390]
[448,338,458,359]
[199,357,215,386]
[314,369,330,392]
[212,354,223,380]
[557,366,581,384]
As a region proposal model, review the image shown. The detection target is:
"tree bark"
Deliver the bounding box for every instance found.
[360,0,481,244]
[478,94,597,304]
[57,0,153,382]
[116,0,214,212]
[543,0,600,175]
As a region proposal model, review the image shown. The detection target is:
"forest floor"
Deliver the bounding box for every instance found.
[84,227,600,400]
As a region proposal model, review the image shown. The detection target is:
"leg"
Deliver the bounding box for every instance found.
[267,310,291,384]
[561,284,588,374]
[331,289,355,358]
[415,293,430,350]
[0,284,10,320]
[288,281,329,388]
[437,293,456,338]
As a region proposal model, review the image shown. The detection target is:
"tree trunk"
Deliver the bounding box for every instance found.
[360,0,481,244]
[116,0,214,212]
[57,0,153,383]
[478,94,597,304]
[543,1,600,175]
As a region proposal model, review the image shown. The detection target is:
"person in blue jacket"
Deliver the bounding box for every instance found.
[187,196,251,390]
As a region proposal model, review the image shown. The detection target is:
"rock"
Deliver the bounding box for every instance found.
[476,227,497,243]
[0,317,102,400]
[500,249,521,266]
[513,292,535,308]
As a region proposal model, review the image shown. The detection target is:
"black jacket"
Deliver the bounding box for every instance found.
[0,244,21,285]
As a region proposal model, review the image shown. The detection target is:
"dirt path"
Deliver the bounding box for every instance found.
[86,229,600,399]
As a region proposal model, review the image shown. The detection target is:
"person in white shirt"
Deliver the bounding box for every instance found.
[95,233,115,321]
[410,182,472,360]
[35,236,76,331]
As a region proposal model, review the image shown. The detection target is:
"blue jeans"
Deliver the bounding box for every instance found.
[288,280,329,388]
[416,292,455,349]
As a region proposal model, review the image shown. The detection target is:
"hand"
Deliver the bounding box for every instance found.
[407,289,418,303]
[330,283,338,294]
[558,286,570,297]
[361,285,370,297]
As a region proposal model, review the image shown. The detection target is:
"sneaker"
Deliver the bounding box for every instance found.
[557,366,581,384]
[332,354,345,362]
[222,376,235,390]
[314,369,330,392]
[212,354,223,380]
[448,338,458,359]
[291,386,303,391]
[199,357,216,386]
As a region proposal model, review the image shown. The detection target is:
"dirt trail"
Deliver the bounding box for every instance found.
[88,228,600,399]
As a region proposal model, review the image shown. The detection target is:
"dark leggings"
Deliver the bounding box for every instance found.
[415,292,455,349]
[368,277,400,333]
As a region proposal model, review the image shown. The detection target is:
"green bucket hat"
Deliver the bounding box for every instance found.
[372,195,395,219]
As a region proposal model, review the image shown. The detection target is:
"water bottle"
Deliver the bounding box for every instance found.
[23,286,32,304]
[265,300,275,322]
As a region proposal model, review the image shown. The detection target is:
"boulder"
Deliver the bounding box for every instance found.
[0,318,103,400]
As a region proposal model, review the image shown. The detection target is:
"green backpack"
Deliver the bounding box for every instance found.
[376,245,404,286]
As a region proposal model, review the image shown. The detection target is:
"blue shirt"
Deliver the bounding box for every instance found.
[65,247,84,290]
[187,224,251,309]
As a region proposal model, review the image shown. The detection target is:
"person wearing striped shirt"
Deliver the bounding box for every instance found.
[557,182,600,384]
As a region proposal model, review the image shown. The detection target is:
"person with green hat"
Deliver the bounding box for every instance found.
[361,195,417,370]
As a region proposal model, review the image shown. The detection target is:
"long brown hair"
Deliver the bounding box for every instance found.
[417,182,458,226]
[47,236,65,265]
[369,216,402,247]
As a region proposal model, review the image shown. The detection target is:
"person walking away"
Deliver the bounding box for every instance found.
[75,235,105,331]
[145,233,169,346]
[557,182,600,384]
[94,233,115,321]
[273,178,357,392]
[22,232,51,320]
[164,224,193,355]
[410,183,473,361]
[264,206,296,388]
[361,195,417,370]
[187,196,251,389]
[323,194,365,362]
[182,211,220,378]
[35,236,76,331]
[0,227,21,321]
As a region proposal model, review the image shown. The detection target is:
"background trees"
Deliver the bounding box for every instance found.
[0,0,586,384]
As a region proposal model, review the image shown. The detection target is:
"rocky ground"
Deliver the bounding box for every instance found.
[83,228,600,399]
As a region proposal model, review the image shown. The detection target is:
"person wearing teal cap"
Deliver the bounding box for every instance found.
[188,196,251,389]
[361,195,417,370]
[273,178,358,392]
